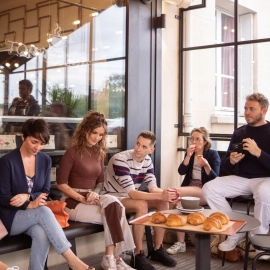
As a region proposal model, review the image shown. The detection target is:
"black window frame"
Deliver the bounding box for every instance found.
[178,0,270,139]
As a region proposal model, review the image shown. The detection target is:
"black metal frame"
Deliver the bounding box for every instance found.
[178,0,270,138]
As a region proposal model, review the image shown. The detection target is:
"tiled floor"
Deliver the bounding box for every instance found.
[49,240,270,270]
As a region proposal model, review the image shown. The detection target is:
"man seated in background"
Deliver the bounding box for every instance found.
[103,130,178,270]
[4,79,40,132]
[202,93,270,256]
[8,79,40,116]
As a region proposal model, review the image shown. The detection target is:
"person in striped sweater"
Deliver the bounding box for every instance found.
[103,131,178,270]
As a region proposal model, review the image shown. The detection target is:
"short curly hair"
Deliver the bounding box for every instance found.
[72,111,108,159]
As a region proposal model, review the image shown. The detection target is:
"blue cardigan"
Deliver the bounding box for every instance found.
[0,148,51,233]
[179,149,221,187]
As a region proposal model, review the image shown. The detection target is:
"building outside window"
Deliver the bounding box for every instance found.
[180,0,270,150]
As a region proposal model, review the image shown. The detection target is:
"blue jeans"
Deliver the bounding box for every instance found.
[10,206,71,270]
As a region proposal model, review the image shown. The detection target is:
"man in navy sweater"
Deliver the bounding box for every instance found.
[202,93,270,253]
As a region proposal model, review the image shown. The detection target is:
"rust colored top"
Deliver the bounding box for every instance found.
[57,146,104,189]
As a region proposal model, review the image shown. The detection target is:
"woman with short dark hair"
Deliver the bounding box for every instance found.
[0,119,91,270]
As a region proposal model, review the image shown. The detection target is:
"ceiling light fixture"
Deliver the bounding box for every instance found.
[91,12,99,17]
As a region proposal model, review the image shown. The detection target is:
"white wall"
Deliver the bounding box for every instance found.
[160,1,183,189]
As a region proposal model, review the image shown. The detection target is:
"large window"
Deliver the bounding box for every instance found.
[180,0,270,144]
[0,0,126,154]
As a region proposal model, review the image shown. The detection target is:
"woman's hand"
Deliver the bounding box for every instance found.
[85,191,100,205]
[187,144,196,158]
[10,193,30,207]
[29,193,48,208]
[197,156,209,168]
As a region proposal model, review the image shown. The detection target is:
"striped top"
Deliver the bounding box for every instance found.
[103,149,157,197]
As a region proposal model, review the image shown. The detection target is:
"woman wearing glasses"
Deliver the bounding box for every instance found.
[166,127,221,255]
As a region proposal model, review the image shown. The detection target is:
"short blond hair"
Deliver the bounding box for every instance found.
[190,127,212,151]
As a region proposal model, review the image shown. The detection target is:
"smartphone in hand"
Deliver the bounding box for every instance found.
[231,143,244,154]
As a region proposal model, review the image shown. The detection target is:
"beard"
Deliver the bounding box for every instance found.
[245,112,264,126]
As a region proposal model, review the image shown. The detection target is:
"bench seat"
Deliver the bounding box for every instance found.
[0,221,104,257]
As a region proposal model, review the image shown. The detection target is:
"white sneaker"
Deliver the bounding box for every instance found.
[101,255,117,270]
[218,233,245,252]
[116,258,135,270]
[258,251,270,260]
[166,242,186,254]
[7,267,19,270]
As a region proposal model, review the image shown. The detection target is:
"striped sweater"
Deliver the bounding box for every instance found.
[103,149,157,197]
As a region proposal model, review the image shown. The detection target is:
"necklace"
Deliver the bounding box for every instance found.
[85,147,93,157]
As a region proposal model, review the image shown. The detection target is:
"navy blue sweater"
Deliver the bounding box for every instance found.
[221,122,270,178]
[0,148,51,233]
[179,149,221,187]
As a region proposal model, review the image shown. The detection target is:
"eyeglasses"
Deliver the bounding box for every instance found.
[189,137,203,143]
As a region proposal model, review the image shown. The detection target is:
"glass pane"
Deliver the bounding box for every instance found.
[183,48,235,135]
[67,65,89,117]
[238,1,270,41]
[67,23,90,65]
[92,5,126,61]
[46,68,65,91]
[46,39,67,67]
[238,42,270,126]
[8,73,24,105]
[91,59,125,133]
[26,57,37,70]
[26,70,43,105]
[183,0,235,48]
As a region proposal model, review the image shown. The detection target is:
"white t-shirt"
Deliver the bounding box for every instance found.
[192,155,202,180]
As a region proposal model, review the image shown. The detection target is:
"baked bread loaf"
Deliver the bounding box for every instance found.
[150,212,167,224]
[203,217,222,231]
[187,212,207,225]
[209,212,230,225]
[166,214,186,227]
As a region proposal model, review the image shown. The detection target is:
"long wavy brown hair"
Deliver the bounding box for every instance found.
[72,111,108,159]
